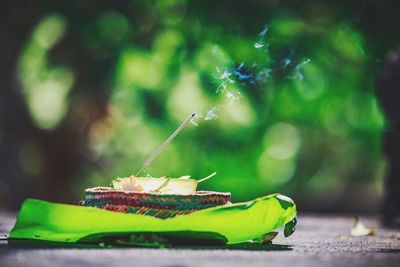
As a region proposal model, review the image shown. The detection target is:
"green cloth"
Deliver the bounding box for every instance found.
[9,193,296,245]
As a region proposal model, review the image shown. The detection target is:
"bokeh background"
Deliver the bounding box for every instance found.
[1,0,399,212]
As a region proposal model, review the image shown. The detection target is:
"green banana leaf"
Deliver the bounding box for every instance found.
[9,193,296,245]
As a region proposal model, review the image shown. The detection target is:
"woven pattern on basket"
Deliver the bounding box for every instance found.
[82,187,231,219]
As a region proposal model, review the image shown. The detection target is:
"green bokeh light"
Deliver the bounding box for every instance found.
[17,5,387,210]
[18,14,74,130]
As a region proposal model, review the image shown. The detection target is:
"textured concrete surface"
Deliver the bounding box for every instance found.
[1,213,399,267]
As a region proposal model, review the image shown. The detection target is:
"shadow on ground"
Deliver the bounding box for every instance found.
[2,238,292,251]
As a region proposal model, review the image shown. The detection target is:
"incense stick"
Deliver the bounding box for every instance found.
[135,112,196,176]
[197,172,217,183]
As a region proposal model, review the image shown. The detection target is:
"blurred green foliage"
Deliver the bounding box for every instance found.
[16,0,389,210]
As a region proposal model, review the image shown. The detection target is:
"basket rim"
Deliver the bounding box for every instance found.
[84,187,231,197]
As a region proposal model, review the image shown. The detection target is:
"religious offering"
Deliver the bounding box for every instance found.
[9,113,297,247]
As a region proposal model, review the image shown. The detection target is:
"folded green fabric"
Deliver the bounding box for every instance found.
[9,193,296,245]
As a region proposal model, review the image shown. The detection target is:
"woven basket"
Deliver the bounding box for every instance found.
[82,187,231,219]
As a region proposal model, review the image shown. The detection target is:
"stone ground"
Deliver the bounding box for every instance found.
[0,213,399,267]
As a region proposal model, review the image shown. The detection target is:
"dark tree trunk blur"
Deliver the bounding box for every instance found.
[0,1,41,209]
[0,1,112,209]
[376,47,400,226]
